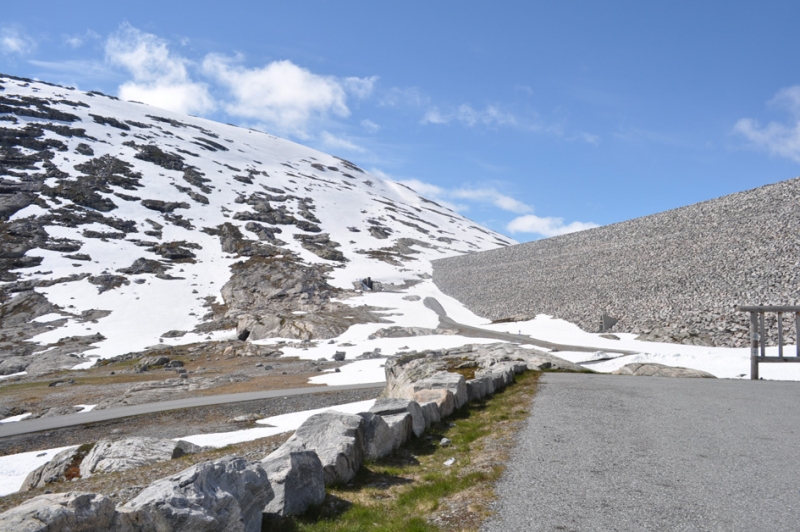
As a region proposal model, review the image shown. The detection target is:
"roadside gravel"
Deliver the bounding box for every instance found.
[483,373,800,531]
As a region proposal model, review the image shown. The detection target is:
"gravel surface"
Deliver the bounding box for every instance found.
[483,373,800,531]
[0,386,381,456]
[433,177,800,347]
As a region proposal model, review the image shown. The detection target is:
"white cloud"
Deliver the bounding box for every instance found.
[105,24,214,115]
[421,108,448,125]
[422,104,518,128]
[422,102,599,144]
[507,214,598,238]
[573,132,601,145]
[0,27,35,56]
[734,86,800,163]
[396,179,532,215]
[343,76,378,99]
[320,131,366,153]
[63,30,100,49]
[394,177,596,238]
[380,86,428,107]
[361,119,380,133]
[204,55,373,137]
[450,187,531,214]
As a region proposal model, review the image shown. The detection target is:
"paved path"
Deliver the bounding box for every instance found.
[0,382,385,439]
[483,373,800,531]
[423,297,637,355]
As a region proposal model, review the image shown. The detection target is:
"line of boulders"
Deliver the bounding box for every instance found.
[0,343,571,532]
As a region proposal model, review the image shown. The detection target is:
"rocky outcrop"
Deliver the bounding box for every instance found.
[119,456,272,532]
[260,442,326,518]
[611,363,717,378]
[216,256,386,341]
[20,446,82,491]
[0,492,116,531]
[80,437,203,478]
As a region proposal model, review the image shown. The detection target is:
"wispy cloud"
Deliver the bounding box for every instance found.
[449,187,531,214]
[379,86,428,107]
[105,24,215,115]
[421,104,518,128]
[506,214,598,238]
[397,178,530,214]
[342,76,378,99]
[320,131,366,153]
[63,30,100,50]
[422,101,599,144]
[361,119,380,133]
[0,26,35,56]
[734,86,800,163]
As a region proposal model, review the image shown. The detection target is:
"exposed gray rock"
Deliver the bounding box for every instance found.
[217,256,386,341]
[611,363,717,378]
[120,456,272,532]
[38,405,82,418]
[466,378,487,401]
[414,388,455,418]
[283,411,365,486]
[414,372,468,410]
[261,442,325,518]
[0,355,29,374]
[25,337,102,375]
[475,366,515,393]
[357,412,395,459]
[381,412,413,450]
[20,447,81,491]
[367,326,445,339]
[0,492,116,532]
[369,398,425,438]
[80,437,203,478]
[418,400,442,427]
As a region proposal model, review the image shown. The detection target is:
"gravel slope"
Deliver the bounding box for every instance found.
[483,373,800,531]
[434,177,800,347]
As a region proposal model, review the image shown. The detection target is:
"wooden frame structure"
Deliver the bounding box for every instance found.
[739,305,800,380]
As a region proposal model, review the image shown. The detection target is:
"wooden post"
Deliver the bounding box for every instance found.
[760,312,766,358]
[778,312,784,358]
[750,311,759,380]
[796,312,800,358]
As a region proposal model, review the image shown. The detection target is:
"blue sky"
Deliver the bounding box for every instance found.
[2,1,800,241]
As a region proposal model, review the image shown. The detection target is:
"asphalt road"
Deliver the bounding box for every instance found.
[0,382,385,439]
[483,373,800,531]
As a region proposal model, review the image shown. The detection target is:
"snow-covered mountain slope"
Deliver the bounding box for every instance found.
[0,73,515,374]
